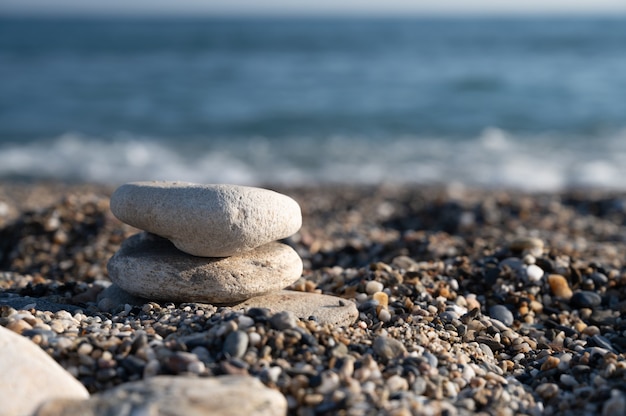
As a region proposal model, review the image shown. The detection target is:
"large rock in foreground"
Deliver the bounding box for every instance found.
[108,233,303,303]
[110,181,302,257]
[0,326,89,416]
[36,375,286,416]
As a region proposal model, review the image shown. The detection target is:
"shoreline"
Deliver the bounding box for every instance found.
[1,181,626,415]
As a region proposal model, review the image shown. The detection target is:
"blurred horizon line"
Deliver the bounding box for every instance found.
[2,12,626,20]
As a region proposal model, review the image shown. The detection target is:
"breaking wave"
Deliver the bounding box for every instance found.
[1,128,626,191]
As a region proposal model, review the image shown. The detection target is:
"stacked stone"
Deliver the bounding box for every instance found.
[107,181,304,304]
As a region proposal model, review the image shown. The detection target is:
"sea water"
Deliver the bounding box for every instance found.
[1,17,625,189]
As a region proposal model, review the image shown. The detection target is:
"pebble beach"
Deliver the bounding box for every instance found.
[1,182,626,415]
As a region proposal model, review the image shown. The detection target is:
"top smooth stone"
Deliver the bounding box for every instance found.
[110,181,302,257]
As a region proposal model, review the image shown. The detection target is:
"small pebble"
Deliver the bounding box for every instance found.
[365,281,384,295]
[373,292,388,308]
[526,264,544,282]
[510,237,544,256]
[386,375,408,392]
[536,383,559,399]
[590,335,615,353]
[269,311,297,330]
[548,274,573,299]
[560,374,578,387]
[373,336,407,362]
[378,309,391,322]
[223,330,248,359]
[541,356,560,371]
[570,291,602,309]
[247,332,261,347]
[489,305,514,326]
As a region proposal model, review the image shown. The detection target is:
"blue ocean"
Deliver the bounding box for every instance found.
[1,17,625,190]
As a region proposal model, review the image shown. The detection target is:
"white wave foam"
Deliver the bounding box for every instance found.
[1,129,626,190]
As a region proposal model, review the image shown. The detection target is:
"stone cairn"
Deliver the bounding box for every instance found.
[107,181,357,326]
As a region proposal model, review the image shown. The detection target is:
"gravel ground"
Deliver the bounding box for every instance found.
[1,182,626,415]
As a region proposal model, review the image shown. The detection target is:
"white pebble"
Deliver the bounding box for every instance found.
[526,264,544,282]
[355,293,368,303]
[365,281,384,295]
[247,332,261,347]
[378,309,391,322]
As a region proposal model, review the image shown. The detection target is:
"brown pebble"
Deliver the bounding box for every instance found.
[541,356,560,371]
[303,393,324,406]
[536,383,559,399]
[390,409,412,416]
[529,300,543,313]
[583,325,601,336]
[548,274,573,299]
[518,303,529,316]
[574,322,587,333]
[373,292,388,308]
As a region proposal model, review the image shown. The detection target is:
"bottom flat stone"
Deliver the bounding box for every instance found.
[233,290,358,327]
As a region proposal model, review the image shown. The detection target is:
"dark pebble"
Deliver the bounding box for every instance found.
[589,309,619,326]
[295,328,317,346]
[269,311,297,330]
[223,330,248,359]
[556,325,577,337]
[590,272,608,287]
[588,347,612,358]
[120,356,146,374]
[315,401,341,413]
[489,305,514,326]
[131,332,148,353]
[589,335,617,353]
[95,367,117,381]
[358,299,379,313]
[571,365,592,376]
[309,373,322,388]
[165,352,198,374]
[439,311,458,323]
[570,291,602,309]
[475,335,504,351]
[613,337,626,352]
[246,307,270,322]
